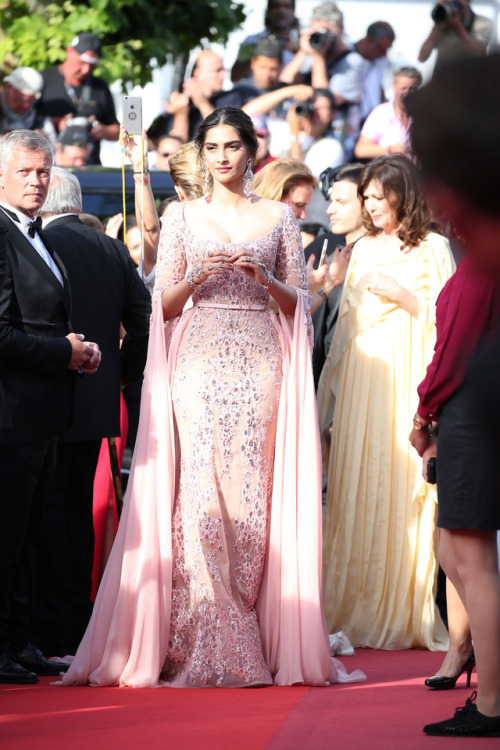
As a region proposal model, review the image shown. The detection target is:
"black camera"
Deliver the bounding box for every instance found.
[66,116,93,133]
[431,1,464,23]
[309,29,337,51]
[294,99,315,117]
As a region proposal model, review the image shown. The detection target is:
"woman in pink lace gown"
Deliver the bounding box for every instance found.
[59,107,365,688]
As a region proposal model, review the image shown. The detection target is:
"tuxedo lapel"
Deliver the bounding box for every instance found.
[0,213,72,327]
[47,239,73,323]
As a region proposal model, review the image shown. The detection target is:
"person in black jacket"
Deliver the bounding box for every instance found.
[35,167,151,656]
[0,131,100,684]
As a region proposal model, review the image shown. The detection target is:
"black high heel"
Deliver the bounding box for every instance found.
[424,650,475,690]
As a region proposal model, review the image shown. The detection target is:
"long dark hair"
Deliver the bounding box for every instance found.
[195,106,259,163]
[358,154,436,247]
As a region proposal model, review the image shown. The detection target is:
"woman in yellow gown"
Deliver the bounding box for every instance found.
[317,155,455,650]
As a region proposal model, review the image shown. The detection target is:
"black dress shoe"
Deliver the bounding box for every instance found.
[0,651,38,684]
[13,643,70,676]
[423,691,500,737]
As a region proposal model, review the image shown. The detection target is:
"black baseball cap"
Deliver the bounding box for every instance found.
[253,35,282,61]
[70,33,102,63]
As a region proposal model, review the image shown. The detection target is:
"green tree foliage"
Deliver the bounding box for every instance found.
[0,0,246,86]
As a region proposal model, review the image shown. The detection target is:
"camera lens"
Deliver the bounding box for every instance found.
[309,29,336,51]
[309,32,323,50]
[431,3,449,22]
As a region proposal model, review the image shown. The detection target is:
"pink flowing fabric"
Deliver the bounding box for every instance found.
[59,296,364,687]
[59,201,365,688]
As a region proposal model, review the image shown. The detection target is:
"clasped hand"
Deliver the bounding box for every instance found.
[67,333,102,374]
[365,271,401,301]
[191,249,268,286]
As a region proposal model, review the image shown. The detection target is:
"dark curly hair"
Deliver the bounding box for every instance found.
[358,154,437,248]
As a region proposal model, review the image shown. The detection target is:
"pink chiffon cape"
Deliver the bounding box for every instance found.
[59,296,366,688]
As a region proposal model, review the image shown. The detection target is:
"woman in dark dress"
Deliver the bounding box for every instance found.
[410,253,500,687]
[409,55,500,738]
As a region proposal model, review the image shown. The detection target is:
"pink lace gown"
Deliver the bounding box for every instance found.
[59,202,365,688]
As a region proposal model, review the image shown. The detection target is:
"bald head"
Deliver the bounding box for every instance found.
[192,51,226,96]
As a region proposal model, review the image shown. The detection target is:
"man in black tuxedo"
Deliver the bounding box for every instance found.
[35,167,151,656]
[0,130,101,684]
[306,163,364,387]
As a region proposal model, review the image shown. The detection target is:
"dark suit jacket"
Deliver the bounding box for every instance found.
[0,211,74,445]
[43,215,151,442]
[304,232,345,389]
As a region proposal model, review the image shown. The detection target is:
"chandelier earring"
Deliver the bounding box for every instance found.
[243,158,254,199]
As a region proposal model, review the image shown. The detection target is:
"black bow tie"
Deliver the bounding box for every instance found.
[0,207,42,237]
[27,217,43,238]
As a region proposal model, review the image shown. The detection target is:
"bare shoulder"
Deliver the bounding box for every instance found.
[249,195,284,221]
[182,197,208,222]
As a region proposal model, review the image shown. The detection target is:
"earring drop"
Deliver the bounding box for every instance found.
[243,158,254,199]
[204,161,211,203]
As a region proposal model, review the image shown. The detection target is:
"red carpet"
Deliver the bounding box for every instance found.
[0,649,493,749]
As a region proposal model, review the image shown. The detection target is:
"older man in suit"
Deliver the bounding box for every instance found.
[0,130,101,684]
[35,167,151,656]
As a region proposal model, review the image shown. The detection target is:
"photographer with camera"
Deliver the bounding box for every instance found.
[285,88,343,171]
[244,83,343,178]
[38,33,119,165]
[231,0,300,83]
[354,66,422,160]
[279,3,365,160]
[418,0,492,72]
[244,82,343,228]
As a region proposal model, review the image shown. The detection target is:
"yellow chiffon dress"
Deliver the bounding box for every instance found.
[317,232,455,650]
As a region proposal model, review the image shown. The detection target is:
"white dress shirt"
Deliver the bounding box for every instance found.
[0,201,64,285]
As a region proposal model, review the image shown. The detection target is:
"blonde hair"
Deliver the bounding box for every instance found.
[168,142,204,200]
[253,158,316,202]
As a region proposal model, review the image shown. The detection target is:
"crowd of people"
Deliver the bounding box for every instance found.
[1,0,500,741]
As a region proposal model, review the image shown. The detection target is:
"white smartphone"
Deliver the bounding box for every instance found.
[122,96,142,136]
[319,238,328,266]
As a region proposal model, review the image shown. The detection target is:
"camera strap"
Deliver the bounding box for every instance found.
[326,47,351,78]
[64,82,93,116]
